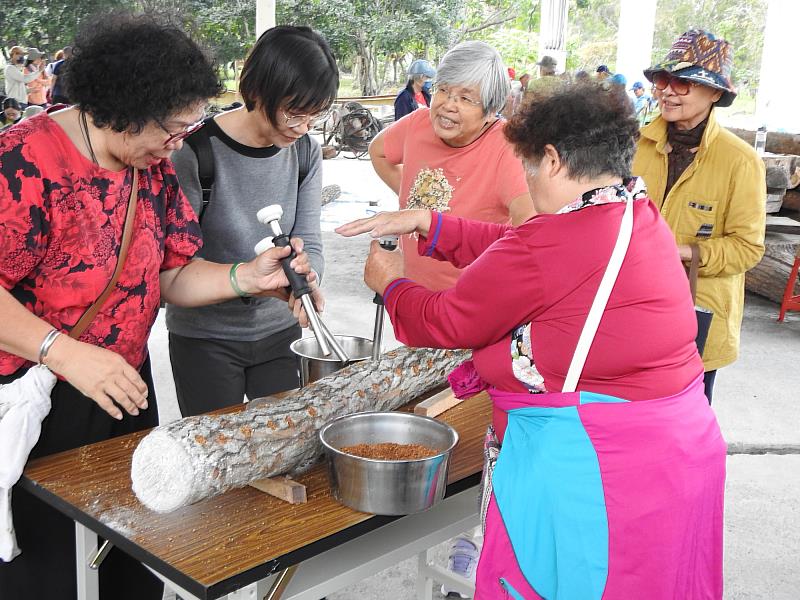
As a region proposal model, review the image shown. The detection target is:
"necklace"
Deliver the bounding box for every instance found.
[79,110,99,165]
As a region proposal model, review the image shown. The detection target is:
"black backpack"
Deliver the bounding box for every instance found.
[185,116,313,223]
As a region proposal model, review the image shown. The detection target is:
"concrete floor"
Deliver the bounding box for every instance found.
[149,154,800,599]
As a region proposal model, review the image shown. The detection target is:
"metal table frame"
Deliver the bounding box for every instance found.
[72,486,479,600]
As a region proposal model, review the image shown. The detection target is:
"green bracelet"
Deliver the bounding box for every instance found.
[229,262,252,297]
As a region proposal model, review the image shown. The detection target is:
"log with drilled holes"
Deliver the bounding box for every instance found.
[131,347,468,512]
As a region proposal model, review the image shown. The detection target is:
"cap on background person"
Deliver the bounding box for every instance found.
[596,65,610,74]
[408,59,436,78]
[609,73,627,87]
[630,81,645,91]
[26,48,43,61]
[536,55,557,69]
[643,28,737,107]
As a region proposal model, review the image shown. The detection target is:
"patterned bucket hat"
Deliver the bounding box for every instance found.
[643,29,736,107]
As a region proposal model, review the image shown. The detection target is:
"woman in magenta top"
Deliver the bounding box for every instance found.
[339,80,725,599]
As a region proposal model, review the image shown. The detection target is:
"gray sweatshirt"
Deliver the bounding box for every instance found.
[166,118,324,341]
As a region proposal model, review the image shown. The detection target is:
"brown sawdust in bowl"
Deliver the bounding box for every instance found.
[339,442,438,460]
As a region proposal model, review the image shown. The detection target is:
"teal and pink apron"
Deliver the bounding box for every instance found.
[475,378,726,599]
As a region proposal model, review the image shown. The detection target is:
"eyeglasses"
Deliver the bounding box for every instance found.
[157,118,205,146]
[651,72,698,96]
[432,85,482,108]
[281,109,332,129]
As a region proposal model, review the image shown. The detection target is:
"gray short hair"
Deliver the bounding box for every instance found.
[434,41,510,117]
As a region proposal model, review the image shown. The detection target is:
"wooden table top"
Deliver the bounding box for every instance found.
[20,391,491,600]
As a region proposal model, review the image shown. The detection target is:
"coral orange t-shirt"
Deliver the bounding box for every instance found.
[383,108,528,291]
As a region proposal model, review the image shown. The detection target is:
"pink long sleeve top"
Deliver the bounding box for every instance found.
[383,199,704,437]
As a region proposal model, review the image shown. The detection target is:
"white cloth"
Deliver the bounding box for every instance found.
[0,364,55,561]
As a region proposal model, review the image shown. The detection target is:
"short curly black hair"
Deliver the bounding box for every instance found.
[64,12,224,133]
[506,80,640,180]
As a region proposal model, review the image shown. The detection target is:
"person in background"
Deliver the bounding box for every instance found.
[368,39,533,595]
[0,97,22,129]
[371,40,533,292]
[518,72,530,92]
[394,58,436,121]
[574,69,590,81]
[338,78,725,600]
[0,13,316,599]
[630,80,654,125]
[21,104,44,120]
[167,25,335,417]
[632,29,766,403]
[44,48,64,77]
[536,55,557,78]
[24,48,50,107]
[595,64,611,80]
[3,46,39,107]
[49,45,72,105]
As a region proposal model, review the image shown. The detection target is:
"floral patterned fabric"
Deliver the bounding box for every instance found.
[0,114,202,375]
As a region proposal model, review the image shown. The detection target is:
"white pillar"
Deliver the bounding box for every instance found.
[756,0,800,131]
[255,0,276,39]
[615,0,657,87]
[538,0,569,73]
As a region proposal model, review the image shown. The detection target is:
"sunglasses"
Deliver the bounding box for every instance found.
[651,72,698,96]
[158,118,205,146]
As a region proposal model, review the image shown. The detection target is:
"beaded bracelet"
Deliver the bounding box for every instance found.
[229,262,252,298]
[38,328,62,365]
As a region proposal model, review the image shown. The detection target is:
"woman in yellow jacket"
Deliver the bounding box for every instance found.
[632,29,765,403]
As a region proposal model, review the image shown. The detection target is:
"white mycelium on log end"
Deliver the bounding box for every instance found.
[131,347,468,512]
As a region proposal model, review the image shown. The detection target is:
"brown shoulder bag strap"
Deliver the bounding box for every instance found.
[69,168,139,339]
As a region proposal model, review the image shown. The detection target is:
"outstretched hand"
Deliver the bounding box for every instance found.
[335,209,431,239]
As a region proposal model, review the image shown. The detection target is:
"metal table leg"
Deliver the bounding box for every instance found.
[75,522,100,600]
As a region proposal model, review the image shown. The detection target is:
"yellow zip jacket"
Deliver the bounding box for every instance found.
[632,110,765,371]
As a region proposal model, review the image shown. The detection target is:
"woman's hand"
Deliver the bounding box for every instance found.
[288,282,325,328]
[238,237,313,295]
[364,240,405,295]
[335,209,431,239]
[45,336,149,420]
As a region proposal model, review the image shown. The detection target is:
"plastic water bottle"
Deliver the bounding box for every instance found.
[754,125,767,156]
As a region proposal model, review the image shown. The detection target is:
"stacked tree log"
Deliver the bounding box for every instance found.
[745,232,800,303]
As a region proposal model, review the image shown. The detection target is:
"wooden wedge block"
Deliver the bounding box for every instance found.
[414,388,463,417]
[249,476,307,504]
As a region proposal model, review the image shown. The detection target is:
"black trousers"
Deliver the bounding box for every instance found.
[703,370,717,405]
[169,325,302,417]
[0,356,162,600]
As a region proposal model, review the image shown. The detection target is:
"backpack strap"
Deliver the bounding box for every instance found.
[297,133,312,188]
[185,116,216,223]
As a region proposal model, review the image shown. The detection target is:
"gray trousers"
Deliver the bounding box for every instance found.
[169,325,301,416]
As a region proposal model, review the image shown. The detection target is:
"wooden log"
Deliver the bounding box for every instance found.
[728,127,800,159]
[413,389,462,417]
[249,476,307,504]
[131,347,469,512]
[745,232,800,303]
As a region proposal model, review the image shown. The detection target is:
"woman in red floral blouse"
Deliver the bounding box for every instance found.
[0,14,317,600]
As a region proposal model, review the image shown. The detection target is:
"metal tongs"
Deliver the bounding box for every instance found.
[371,236,399,361]
[256,205,349,363]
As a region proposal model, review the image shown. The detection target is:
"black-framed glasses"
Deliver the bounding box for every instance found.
[157,118,205,146]
[281,109,333,129]
[432,85,482,108]
[651,72,698,96]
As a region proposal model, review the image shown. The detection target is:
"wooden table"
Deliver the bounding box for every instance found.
[20,392,492,600]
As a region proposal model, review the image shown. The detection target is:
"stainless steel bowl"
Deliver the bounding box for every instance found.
[290,335,373,387]
[319,411,459,515]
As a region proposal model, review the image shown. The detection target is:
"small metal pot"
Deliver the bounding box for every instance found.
[319,411,459,515]
[290,335,372,387]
